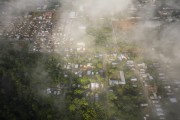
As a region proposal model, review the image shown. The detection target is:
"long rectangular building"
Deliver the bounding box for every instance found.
[120,71,126,85]
[109,71,126,85]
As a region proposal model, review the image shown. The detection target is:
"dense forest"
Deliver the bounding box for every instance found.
[0,41,59,120]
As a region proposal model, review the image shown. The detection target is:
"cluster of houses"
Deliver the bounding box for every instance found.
[137,60,179,120]
[62,53,105,79]
[107,52,139,86]
[46,83,68,96]
[137,62,165,119]
[153,62,178,104]
[28,11,54,52]
[4,15,33,40]
[2,10,55,52]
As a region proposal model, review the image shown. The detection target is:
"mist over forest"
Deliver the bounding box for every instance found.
[0,0,180,120]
